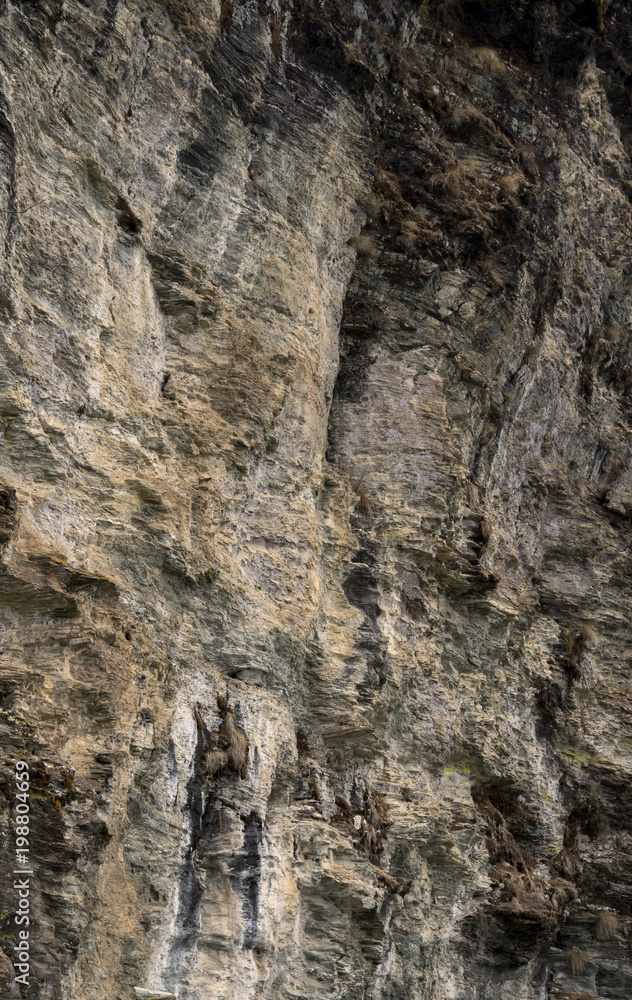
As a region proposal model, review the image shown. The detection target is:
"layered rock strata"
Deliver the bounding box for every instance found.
[0,2,632,999]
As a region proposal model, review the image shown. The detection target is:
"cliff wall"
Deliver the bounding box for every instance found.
[1,2,632,999]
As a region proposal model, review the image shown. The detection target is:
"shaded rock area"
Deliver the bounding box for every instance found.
[0,1,631,998]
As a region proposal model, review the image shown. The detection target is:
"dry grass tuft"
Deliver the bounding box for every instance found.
[349,233,379,259]
[555,844,581,879]
[165,0,215,36]
[371,863,411,895]
[363,193,384,220]
[479,418,496,447]
[595,910,619,940]
[480,258,507,289]
[204,747,229,776]
[296,727,310,756]
[560,626,583,682]
[202,695,249,781]
[357,490,373,516]
[549,877,578,909]
[517,142,539,180]
[429,162,472,197]
[447,104,493,141]
[499,171,527,198]
[604,323,622,343]
[550,988,596,1000]
[468,46,506,77]
[449,105,484,126]
[331,785,391,862]
[523,343,540,363]
[580,624,599,644]
[565,951,590,977]
[352,477,375,517]
[438,53,462,76]
[397,216,430,247]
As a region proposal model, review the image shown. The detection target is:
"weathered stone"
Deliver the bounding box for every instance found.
[0,2,631,999]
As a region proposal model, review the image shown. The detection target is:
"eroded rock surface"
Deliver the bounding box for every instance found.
[1,1,632,998]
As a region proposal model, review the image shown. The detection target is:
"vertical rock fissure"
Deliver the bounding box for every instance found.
[163,721,208,992]
[229,812,263,951]
[0,87,16,266]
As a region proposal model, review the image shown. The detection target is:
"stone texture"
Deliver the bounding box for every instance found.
[0,1,632,999]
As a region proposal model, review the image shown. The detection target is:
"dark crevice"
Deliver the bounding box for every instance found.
[164,716,208,990]
[342,544,390,700]
[229,812,263,950]
[0,86,17,263]
[91,0,121,61]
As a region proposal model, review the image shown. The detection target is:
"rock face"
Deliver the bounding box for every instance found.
[1,1,632,998]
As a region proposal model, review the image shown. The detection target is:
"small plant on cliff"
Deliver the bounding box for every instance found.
[331,785,391,863]
[363,193,384,220]
[200,696,249,780]
[165,0,215,35]
[498,171,527,199]
[565,951,590,976]
[595,910,619,940]
[580,624,599,645]
[351,475,375,518]
[467,47,506,77]
[429,162,471,198]
[549,877,577,910]
[446,104,493,142]
[348,233,378,259]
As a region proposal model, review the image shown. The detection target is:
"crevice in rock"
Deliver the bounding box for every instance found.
[342,544,390,701]
[163,715,208,991]
[229,812,263,951]
[0,87,16,264]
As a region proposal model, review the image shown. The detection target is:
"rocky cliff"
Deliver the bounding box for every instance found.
[1,1,632,998]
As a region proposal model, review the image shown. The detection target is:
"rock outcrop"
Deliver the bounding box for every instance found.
[1,1,632,998]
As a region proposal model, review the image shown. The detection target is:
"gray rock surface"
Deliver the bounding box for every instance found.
[0,1,632,998]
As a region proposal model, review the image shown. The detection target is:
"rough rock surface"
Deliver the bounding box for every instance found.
[1,1,632,998]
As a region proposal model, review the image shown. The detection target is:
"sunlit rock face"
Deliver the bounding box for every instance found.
[0,1,632,998]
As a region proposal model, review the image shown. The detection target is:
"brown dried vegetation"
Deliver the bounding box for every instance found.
[201,695,249,780]
[296,727,310,757]
[580,624,598,645]
[466,46,507,77]
[331,786,391,863]
[565,950,590,977]
[351,475,376,517]
[363,192,384,219]
[348,233,379,259]
[580,322,632,409]
[498,171,527,199]
[479,258,507,289]
[371,863,411,896]
[473,789,570,936]
[165,0,216,37]
[595,909,619,940]
[429,162,473,198]
[447,103,494,142]
[220,0,234,34]
[560,626,583,684]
